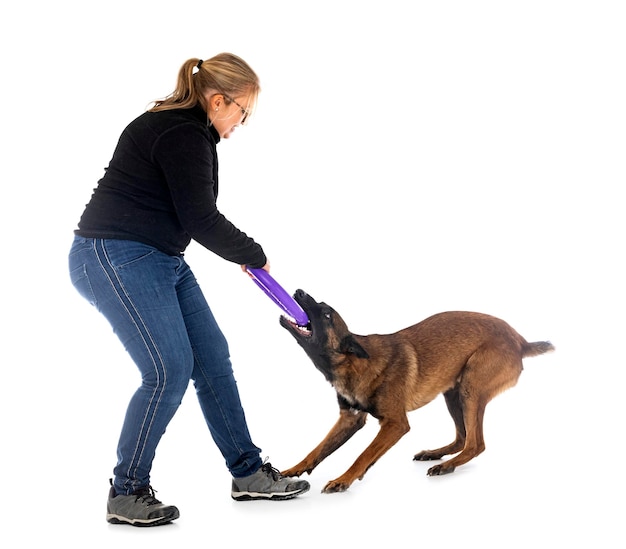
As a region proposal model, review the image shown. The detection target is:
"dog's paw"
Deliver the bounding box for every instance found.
[281,464,313,477]
[413,450,442,461]
[322,479,351,493]
[281,468,302,477]
[426,463,456,476]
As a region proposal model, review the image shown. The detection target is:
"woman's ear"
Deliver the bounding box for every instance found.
[204,93,222,113]
[209,94,223,112]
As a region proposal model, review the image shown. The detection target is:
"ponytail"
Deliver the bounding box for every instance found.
[150,53,260,113]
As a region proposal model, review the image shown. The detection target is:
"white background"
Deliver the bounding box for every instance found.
[1,1,624,547]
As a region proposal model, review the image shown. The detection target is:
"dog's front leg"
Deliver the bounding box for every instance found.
[281,408,367,478]
[323,417,410,493]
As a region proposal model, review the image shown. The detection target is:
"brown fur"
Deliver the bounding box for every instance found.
[279,291,554,493]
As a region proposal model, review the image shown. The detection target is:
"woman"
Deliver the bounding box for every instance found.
[69,53,309,527]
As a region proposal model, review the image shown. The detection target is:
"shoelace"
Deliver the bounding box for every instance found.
[133,485,162,506]
[260,461,283,481]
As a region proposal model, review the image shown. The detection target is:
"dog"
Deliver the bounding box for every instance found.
[279,290,554,493]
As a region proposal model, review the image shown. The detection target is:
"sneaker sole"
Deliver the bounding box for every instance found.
[106,508,180,527]
[231,484,310,501]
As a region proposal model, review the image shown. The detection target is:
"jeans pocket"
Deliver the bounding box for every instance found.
[103,240,158,270]
[68,236,93,258]
[70,264,97,307]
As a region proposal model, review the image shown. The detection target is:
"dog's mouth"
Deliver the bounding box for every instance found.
[279,289,315,338]
[280,315,313,338]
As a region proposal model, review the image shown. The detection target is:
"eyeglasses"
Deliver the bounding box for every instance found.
[224,94,250,125]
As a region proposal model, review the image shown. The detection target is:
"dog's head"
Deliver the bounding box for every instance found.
[280,290,369,382]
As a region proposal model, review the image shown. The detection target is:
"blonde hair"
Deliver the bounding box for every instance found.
[149,53,260,113]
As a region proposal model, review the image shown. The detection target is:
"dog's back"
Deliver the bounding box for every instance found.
[406,311,553,360]
[351,311,552,411]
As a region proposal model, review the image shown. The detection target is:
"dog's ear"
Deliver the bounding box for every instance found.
[339,336,370,359]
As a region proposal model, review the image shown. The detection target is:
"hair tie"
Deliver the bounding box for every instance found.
[197,59,204,69]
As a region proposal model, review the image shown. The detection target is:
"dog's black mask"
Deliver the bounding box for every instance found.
[279,290,369,381]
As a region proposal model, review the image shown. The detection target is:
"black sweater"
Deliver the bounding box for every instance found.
[75,104,267,268]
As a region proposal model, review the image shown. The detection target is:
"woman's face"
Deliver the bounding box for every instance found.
[207,93,252,139]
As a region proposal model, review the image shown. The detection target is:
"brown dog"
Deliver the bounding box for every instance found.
[279,290,554,493]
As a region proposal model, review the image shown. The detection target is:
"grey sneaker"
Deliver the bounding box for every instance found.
[231,462,310,501]
[106,480,180,526]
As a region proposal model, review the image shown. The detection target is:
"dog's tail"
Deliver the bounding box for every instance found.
[522,341,555,358]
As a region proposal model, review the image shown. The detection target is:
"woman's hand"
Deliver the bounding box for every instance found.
[241,262,270,275]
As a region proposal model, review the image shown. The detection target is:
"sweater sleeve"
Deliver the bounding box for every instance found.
[152,122,267,268]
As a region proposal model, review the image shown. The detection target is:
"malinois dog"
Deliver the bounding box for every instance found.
[280,290,554,493]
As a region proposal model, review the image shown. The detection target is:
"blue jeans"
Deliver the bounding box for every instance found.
[68,237,262,495]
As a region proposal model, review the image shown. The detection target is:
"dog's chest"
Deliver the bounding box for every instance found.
[332,378,372,412]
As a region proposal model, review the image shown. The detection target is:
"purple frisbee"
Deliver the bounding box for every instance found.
[247,268,309,326]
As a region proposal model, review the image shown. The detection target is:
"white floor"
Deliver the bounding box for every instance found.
[5,351,622,548]
[2,2,624,547]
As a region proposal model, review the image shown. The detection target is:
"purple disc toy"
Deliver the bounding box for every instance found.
[247,268,309,326]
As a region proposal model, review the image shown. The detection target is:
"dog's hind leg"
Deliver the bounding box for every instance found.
[281,408,368,478]
[425,395,488,476]
[413,387,466,462]
[426,348,523,476]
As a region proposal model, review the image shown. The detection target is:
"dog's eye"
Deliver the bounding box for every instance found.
[323,311,332,320]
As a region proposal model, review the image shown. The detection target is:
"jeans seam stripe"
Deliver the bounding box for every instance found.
[94,239,168,487]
